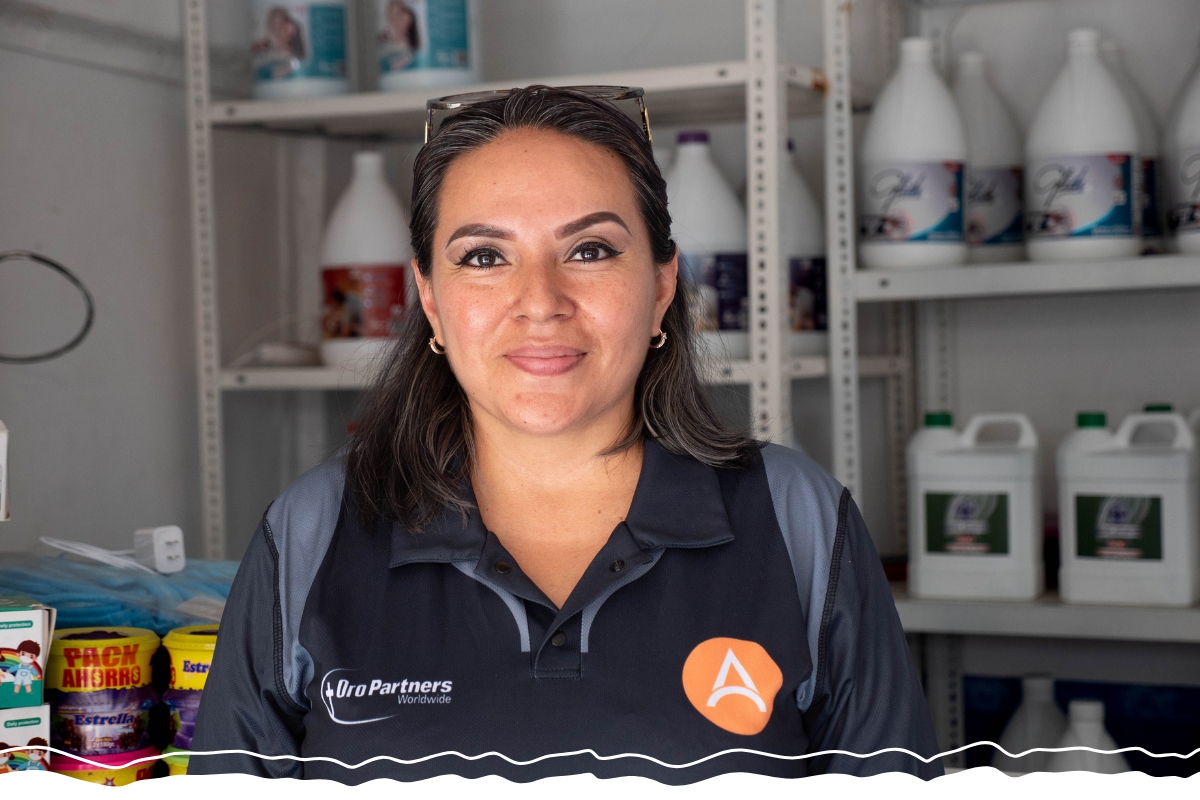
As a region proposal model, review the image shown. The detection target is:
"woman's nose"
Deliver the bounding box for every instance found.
[512,257,573,323]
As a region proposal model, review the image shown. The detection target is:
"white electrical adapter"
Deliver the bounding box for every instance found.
[133,526,186,574]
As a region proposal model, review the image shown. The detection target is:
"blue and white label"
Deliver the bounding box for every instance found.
[1169,146,1200,235]
[860,161,965,243]
[681,252,748,332]
[378,0,471,74]
[252,4,347,83]
[1026,153,1133,238]
[966,166,1024,247]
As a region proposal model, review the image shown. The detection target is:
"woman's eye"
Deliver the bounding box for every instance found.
[569,242,618,262]
[459,248,506,268]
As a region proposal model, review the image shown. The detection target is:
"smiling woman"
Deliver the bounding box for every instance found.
[189,86,941,784]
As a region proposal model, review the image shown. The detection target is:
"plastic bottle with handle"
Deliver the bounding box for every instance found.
[1046,699,1129,773]
[1165,40,1200,254]
[993,675,1068,774]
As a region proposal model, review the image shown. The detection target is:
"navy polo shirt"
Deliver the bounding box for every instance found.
[190,439,941,783]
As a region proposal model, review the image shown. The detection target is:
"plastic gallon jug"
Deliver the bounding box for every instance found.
[665,131,749,359]
[993,675,1068,774]
[953,52,1025,263]
[783,140,827,356]
[860,38,967,270]
[907,412,1042,599]
[251,0,349,100]
[1101,40,1163,254]
[1166,46,1200,254]
[320,152,414,375]
[1046,700,1128,773]
[1057,411,1200,605]
[1026,29,1140,260]
[376,0,479,91]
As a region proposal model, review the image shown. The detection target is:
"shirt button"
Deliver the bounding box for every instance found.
[550,631,568,647]
[610,559,625,573]
[494,561,512,574]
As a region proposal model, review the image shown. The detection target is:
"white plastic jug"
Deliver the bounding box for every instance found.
[1101,40,1163,253]
[1046,700,1129,774]
[907,412,1042,600]
[993,675,1068,774]
[1026,29,1140,261]
[665,131,749,360]
[320,152,414,374]
[1057,411,1200,606]
[251,0,350,100]
[1166,43,1200,254]
[783,140,827,357]
[860,38,967,270]
[953,52,1025,263]
[375,0,480,91]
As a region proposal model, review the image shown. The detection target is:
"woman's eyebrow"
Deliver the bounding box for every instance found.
[555,211,630,239]
[446,223,514,246]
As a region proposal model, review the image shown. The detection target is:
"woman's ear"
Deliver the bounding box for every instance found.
[412,258,442,341]
[653,252,679,332]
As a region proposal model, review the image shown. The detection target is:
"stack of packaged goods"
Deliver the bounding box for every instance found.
[0,596,55,773]
[161,625,219,777]
[46,627,160,786]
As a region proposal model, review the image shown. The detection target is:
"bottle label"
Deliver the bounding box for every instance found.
[860,161,965,243]
[378,0,471,74]
[252,4,348,83]
[1142,157,1161,239]
[680,252,748,332]
[966,166,1024,247]
[1075,495,1162,560]
[1026,154,1134,239]
[321,265,407,340]
[1169,146,1200,235]
[925,493,1009,555]
[788,257,827,332]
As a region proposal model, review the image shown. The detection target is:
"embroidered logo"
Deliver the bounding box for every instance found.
[681,637,783,735]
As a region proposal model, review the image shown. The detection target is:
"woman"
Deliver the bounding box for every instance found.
[190,86,940,783]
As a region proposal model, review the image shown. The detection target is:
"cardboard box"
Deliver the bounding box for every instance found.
[0,597,55,709]
[0,704,50,771]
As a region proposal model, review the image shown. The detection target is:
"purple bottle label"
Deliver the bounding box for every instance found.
[680,251,748,332]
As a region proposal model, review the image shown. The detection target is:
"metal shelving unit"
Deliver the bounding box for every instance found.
[183,0,864,560]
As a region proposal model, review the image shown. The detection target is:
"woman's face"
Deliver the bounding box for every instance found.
[416,129,677,440]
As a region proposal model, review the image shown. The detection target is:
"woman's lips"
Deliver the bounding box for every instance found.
[504,345,586,376]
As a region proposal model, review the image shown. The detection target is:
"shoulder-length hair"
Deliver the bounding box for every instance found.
[345,86,759,532]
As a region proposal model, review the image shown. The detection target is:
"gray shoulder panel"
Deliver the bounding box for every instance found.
[264,456,346,710]
[759,443,845,713]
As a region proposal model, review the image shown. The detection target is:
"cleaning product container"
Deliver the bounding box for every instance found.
[1058,411,1200,606]
[251,0,349,100]
[320,151,414,375]
[859,38,967,270]
[783,139,827,356]
[1166,43,1200,254]
[46,628,160,756]
[953,52,1025,263]
[993,675,1068,774]
[1101,40,1163,253]
[1026,29,1140,260]
[665,130,749,359]
[376,0,480,90]
[1046,699,1128,773]
[163,625,217,750]
[51,746,158,785]
[907,412,1041,600]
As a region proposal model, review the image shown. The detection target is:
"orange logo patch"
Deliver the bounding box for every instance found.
[681,637,783,736]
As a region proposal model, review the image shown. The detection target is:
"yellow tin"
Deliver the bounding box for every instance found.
[47,628,159,692]
[162,625,218,691]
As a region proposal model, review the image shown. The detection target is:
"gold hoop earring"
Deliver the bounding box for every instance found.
[650,330,668,349]
[428,337,446,355]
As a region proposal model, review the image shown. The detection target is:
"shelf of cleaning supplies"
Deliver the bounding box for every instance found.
[856,254,1200,303]
[208,61,826,137]
[892,584,1200,644]
[219,354,906,392]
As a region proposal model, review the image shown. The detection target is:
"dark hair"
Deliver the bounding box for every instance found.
[16,640,38,657]
[345,86,758,532]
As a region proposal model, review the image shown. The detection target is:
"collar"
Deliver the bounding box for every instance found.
[388,437,736,568]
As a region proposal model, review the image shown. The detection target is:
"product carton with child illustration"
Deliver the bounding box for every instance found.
[0,597,56,709]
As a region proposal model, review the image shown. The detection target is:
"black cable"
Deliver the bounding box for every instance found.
[0,250,95,364]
